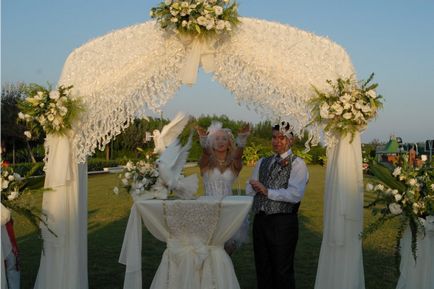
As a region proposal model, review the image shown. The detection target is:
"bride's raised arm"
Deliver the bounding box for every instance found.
[232,123,251,174]
[195,125,211,174]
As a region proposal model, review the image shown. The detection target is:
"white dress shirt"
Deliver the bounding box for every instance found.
[245,149,309,203]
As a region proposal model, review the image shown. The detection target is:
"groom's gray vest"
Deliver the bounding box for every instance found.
[252,154,300,215]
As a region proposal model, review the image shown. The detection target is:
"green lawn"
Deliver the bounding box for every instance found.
[13,165,398,289]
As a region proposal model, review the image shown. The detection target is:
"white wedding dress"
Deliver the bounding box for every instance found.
[203,168,249,246]
[203,168,237,198]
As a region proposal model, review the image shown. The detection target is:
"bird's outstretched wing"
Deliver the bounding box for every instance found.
[157,131,196,194]
[171,131,193,178]
[154,112,190,154]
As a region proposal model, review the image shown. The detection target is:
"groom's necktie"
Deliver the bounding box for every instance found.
[270,155,281,171]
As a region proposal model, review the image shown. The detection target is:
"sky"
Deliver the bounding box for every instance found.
[2,0,433,143]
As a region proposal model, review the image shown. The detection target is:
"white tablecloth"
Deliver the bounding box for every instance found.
[119,195,253,289]
[396,217,434,289]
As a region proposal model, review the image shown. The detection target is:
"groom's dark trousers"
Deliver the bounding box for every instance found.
[253,212,298,289]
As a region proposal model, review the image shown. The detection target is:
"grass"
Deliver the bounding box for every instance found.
[13,165,399,289]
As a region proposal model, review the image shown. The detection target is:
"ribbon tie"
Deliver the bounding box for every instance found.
[179,35,216,85]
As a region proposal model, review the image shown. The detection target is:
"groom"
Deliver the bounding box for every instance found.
[246,122,309,289]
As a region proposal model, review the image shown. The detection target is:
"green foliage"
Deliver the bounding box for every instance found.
[9,162,45,176]
[87,159,122,172]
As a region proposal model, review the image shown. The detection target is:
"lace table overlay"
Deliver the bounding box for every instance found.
[164,201,221,243]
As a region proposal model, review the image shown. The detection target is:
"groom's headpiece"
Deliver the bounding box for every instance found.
[272,121,294,138]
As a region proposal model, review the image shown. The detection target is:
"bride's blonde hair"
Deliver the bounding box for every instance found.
[206,121,237,172]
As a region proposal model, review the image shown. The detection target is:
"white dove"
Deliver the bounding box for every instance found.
[153,112,190,155]
[156,131,198,199]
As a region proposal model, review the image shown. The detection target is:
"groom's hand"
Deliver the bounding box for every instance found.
[249,180,268,196]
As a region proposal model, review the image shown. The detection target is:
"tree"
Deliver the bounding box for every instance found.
[1,83,41,164]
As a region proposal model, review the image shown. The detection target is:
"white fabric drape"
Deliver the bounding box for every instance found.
[314,132,365,289]
[34,135,88,289]
[396,217,434,289]
[119,195,252,289]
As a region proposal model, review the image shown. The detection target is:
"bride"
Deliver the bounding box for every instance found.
[196,121,251,254]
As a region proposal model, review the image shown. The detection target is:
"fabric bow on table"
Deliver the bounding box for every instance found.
[179,35,216,85]
[167,237,211,289]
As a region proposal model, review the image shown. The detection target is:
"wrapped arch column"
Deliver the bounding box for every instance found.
[314,132,365,289]
[34,134,88,289]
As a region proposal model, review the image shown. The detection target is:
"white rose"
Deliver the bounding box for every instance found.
[216,20,225,30]
[392,189,399,195]
[319,103,331,119]
[394,194,402,201]
[374,184,384,191]
[392,167,401,177]
[47,114,55,122]
[49,91,60,100]
[182,20,188,27]
[8,190,19,201]
[113,186,119,195]
[125,161,134,171]
[343,103,351,110]
[331,103,343,115]
[18,112,25,119]
[343,112,353,120]
[8,175,15,181]
[206,19,215,30]
[431,184,434,190]
[197,16,207,26]
[39,103,45,108]
[213,5,223,15]
[408,178,417,186]
[1,179,9,189]
[181,1,189,8]
[339,93,351,103]
[122,178,129,186]
[361,105,372,113]
[125,172,132,179]
[389,203,402,215]
[164,0,172,5]
[366,90,377,99]
[171,17,178,23]
[24,131,32,139]
[365,183,374,191]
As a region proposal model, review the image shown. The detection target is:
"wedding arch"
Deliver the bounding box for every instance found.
[34,17,364,289]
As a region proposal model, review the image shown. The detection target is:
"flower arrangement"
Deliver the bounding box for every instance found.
[114,159,168,200]
[150,0,240,38]
[309,74,383,141]
[18,84,82,138]
[1,161,54,235]
[362,156,434,263]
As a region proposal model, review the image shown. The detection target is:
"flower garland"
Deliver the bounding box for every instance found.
[114,158,169,200]
[361,156,434,264]
[18,84,82,139]
[0,161,55,236]
[309,74,383,142]
[150,0,240,38]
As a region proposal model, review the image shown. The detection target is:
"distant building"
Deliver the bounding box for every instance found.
[376,136,429,167]
[376,136,403,164]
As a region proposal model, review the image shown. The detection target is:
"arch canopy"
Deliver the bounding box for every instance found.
[58,17,355,163]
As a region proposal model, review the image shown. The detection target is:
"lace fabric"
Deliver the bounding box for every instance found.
[165,201,220,243]
[203,168,237,198]
[57,18,354,164]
